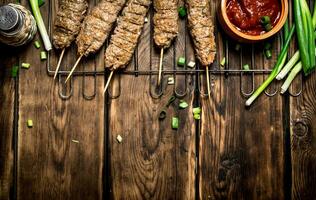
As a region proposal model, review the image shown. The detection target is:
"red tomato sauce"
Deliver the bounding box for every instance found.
[226,0,281,35]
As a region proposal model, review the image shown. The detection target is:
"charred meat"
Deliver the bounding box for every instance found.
[53,0,88,49]
[105,0,151,71]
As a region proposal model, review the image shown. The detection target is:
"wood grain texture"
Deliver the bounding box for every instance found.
[0,0,18,199]
[199,0,285,199]
[108,3,196,199]
[17,0,104,199]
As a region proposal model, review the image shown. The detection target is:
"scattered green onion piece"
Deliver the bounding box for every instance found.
[187,61,196,68]
[245,25,295,106]
[22,63,30,69]
[192,107,201,115]
[179,100,189,109]
[280,62,302,94]
[264,50,272,59]
[243,64,250,71]
[193,114,201,120]
[178,6,186,18]
[27,119,33,128]
[220,57,226,66]
[116,135,123,143]
[168,77,174,85]
[40,51,47,60]
[11,65,19,77]
[159,110,167,120]
[172,117,179,129]
[260,16,271,25]
[235,44,241,51]
[38,0,45,7]
[264,24,273,32]
[177,57,185,67]
[34,40,41,49]
[264,43,272,50]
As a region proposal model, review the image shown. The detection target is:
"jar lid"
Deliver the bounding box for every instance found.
[0,5,20,32]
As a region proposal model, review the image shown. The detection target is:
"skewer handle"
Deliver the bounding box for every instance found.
[65,56,83,83]
[157,48,164,86]
[54,49,66,80]
[103,71,114,94]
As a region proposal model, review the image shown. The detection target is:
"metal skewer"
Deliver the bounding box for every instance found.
[103,71,114,94]
[65,55,83,83]
[157,48,164,86]
[206,65,211,106]
[54,49,66,79]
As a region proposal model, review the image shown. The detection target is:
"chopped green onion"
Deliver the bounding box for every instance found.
[264,50,272,59]
[172,117,179,129]
[280,62,302,94]
[11,65,19,77]
[34,40,41,49]
[159,110,167,120]
[38,0,45,7]
[144,17,148,23]
[264,24,273,31]
[30,0,52,51]
[116,135,123,143]
[21,63,30,69]
[177,57,185,67]
[264,43,272,50]
[260,16,271,25]
[168,77,174,85]
[40,51,47,60]
[192,107,201,115]
[27,119,33,128]
[187,61,196,68]
[193,114,200,120]
[243,64,250,71]
[178,6,186,18]
[179,100,189,109]
[71,139,79,143]
[220,57,226,66]
[235,44,241,51]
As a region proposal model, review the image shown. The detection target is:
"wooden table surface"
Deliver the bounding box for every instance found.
[1,0,316,199]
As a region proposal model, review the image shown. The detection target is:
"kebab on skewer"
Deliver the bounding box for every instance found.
[186,0,216,105]
[53,0,88,79]
[103,0,152,93]
[153,0,179,85]
[65,0,127,83]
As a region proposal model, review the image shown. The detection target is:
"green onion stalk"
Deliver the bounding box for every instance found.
[245,25,295,106]
[29,0,52,51]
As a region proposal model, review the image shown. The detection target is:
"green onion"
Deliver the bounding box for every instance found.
[27,119,33,128]
[21,63,30,69]
[178,6,186,18]
[264,24,273,32]
[177,57,185,67]
[235,44,241,51]
[40,51,47,60]
[187,61,196,68]
[192,107,201,115]
[243,64,250,71]
[172,117,179,129]
[11,65,19,77]
[38,0,45,7]
[264,43,272,50]
[264,49,272,59]
[34,40,41,49]
[29,0,52,51]
[220,57,226,66]
[193,114,200,120]
[179,100,189,109]
[246,25,295,106]
[276,51,300,80]
[260,16,271,25]
[280,62,302,94]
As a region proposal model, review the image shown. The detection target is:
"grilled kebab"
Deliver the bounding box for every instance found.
[153,0,179,85]
[65,0,127,82]
[103,0,151,93]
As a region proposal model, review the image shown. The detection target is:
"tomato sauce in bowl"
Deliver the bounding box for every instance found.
[226,0,281,35]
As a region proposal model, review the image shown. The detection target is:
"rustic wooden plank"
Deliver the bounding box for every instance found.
[17,0,105,199]
[0,0,19,199]
[199,0,285,199]
[108,3,196,199]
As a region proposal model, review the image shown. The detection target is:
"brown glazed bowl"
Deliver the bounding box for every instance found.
[218,0,289,43]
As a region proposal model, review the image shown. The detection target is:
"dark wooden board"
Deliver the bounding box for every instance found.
[199,0,285,199]
[16,0,105,199]
[108,1,196,198]
[0,0,18,199]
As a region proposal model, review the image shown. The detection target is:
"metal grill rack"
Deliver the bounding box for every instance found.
[46,1,303,100]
